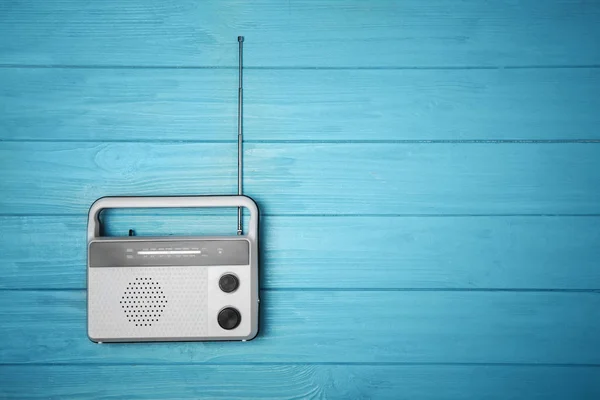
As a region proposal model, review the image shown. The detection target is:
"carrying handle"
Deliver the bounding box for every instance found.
[87,195,258,242]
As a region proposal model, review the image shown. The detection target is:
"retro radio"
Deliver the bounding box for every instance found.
[87,37,259,342]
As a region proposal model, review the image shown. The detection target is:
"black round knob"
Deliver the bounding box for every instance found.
[219,274,239,293]
[218,307,241,330]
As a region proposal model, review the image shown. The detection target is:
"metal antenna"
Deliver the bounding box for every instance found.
[237,36,244,235]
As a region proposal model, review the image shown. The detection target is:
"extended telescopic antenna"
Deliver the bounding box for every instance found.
[237,36,244,235]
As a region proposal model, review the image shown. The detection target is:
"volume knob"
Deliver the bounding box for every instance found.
[219,274,239,293]
[218,307,241,330]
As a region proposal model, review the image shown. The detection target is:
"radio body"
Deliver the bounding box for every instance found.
[87,195,259,343]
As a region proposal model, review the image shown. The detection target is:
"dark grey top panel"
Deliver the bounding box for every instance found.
[89,239,249,267]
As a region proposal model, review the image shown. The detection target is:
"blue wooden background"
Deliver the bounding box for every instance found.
[1,1,600,398]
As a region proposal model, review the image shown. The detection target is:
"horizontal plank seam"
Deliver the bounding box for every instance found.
[0,64,599,70]
[2,139,600,144]
[268,288,600,293]
[1,362,599,368]
[1,213,600,218]
[2,288,599,293]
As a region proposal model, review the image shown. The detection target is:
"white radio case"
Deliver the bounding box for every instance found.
[87,196,259,343]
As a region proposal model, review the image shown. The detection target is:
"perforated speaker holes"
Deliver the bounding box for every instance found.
[120,277,167,327]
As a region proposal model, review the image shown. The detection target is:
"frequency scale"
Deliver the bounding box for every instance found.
[87,37,259,343]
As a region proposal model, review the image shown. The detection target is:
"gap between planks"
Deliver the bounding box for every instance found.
[2,139,600,144]
[1,64,600,70]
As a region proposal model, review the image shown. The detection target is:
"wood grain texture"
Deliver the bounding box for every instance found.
[1,365,599,400]
[2,215,599,290]
[1,290,599,364]
[1,142,599,215]
[1,0,599,67]
[2,68,600,141]
[2,1,599,397]
[0,142,237,214]
[0,68,237,141]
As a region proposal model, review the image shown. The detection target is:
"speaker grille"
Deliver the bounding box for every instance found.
[120,277,167,327]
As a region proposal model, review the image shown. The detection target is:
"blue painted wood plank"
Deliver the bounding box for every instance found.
[1,290,598,364]
[1,215,599,290]
[0,142,237,213]
[2,68,599,141]
[246,143,600,215]
[1,0,599,67]
[1,142,599,214]
[1,365,599,399]
[0,68,238,141]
